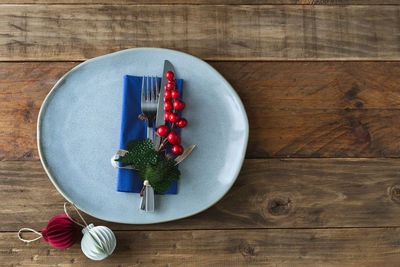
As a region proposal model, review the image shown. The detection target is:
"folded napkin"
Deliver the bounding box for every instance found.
[117,75,183,194]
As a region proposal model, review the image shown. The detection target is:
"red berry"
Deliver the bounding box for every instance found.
[165,71,174,80]
[169,113,180,123]
[172,145,184,155]
[157,125,169,137]
[168,80,176,86]
[164,101,172,111]
[176,118,187,128]
[166,82,175,90]
[171,89,180,99]
[173,100,185,110]
[168,132,181,145]
[164,111,172,121]
[164,90,172,100]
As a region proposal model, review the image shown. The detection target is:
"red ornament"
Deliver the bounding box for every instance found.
[41,215,82,249]
[164,101,172,111]
[164,111,172,121]
[157,125,169,137]
[165,71,174,80]
[164,90,172,100]
[166,82,175,90]
[168,132,181,145]
[176,118,187,128]
[171,90,180,99]
[172,145,184,155]
[173,100,185,110]
[169,113,180,123]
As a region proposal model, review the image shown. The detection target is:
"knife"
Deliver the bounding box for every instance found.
[154,60,175,149]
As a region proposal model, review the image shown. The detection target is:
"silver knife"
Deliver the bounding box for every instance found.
[154,60,175,149]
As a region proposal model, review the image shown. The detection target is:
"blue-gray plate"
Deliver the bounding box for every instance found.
[37,48,248,224]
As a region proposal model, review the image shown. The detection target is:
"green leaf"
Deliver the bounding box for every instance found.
[152,179,172,194]
[139,164,163,185]
[115,138,181,193]
[116,139,160,170]
[126,139,153,152]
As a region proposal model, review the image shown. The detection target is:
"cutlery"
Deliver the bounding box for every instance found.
[153,60,175,149]
[140,75,159,212]
[140,76,159,140]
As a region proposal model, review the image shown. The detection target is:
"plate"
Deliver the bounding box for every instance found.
[38,48,248,224]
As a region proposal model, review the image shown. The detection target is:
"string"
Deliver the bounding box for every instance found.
[18,228,42,243]
[63,202,88,228]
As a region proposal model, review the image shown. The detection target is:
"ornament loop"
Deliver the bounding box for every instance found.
[63,202,88,228]
[18,228,42,243]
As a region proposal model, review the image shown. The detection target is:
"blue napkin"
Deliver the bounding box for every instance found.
[117,75,183,194]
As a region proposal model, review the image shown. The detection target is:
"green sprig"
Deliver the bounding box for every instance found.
[115,139,180,193]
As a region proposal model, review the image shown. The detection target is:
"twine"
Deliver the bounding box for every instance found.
[18,228,42,243]
[18,202,88,243]
[63,202,88,228]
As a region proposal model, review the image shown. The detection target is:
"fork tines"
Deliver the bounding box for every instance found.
[141,76,159,102]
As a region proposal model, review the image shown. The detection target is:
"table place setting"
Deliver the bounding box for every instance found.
[4,2,400,265]
[111,60,196,212]
[16,47,248,261]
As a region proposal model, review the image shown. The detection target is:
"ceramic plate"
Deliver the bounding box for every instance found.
[38,48,248,224]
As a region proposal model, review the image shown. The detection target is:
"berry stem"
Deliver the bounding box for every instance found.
[158,137,169,153]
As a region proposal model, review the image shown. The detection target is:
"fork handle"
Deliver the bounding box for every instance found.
[147,126,153,140]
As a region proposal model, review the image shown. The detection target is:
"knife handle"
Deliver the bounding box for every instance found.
[153,135,161,150]
[147,126,153,140]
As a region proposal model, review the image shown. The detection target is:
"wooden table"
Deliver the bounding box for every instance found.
[2,1,400,266]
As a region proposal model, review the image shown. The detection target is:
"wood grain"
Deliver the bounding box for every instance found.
[1,5,400,61]
[2,0,400,4]
[4,228,400,266]
[3,62,400,160]
[3,158,400,231]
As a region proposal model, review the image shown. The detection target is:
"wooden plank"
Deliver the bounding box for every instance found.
[2,0,400,4]
[4,228,400,266]
[3,62,400,160]
[1,5,400,61]
[3,158,400,231]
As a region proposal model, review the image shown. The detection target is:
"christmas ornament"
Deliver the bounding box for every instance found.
[18,202,117,261]
[18,214,81,249]
[81,224,116,261]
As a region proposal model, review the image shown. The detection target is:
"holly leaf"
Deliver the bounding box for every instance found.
[139,164,163,185]
[152,179,172,194]
[116,139,160,169]
[115,138,181,193]
[140,159,181,193]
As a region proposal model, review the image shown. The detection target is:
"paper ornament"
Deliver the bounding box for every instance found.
[18,202,117,261]
[81,224,117,260]
[18,214,82,249]
[42,214,82,249]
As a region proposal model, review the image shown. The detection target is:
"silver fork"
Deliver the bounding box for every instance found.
[141,76,159,140]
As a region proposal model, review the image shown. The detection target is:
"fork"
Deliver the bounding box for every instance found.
[141,76,159,140]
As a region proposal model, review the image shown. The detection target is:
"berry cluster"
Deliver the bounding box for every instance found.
[156,71,187,155]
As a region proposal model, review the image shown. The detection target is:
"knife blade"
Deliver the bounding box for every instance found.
[154,60,175,149]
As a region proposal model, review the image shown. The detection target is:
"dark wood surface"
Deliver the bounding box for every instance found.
[2,1,400,266]
[3,5,400,61]
[3,158,400,232]
[3,229,400,266]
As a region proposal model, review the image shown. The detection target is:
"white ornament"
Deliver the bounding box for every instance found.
[81,224,116,261]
